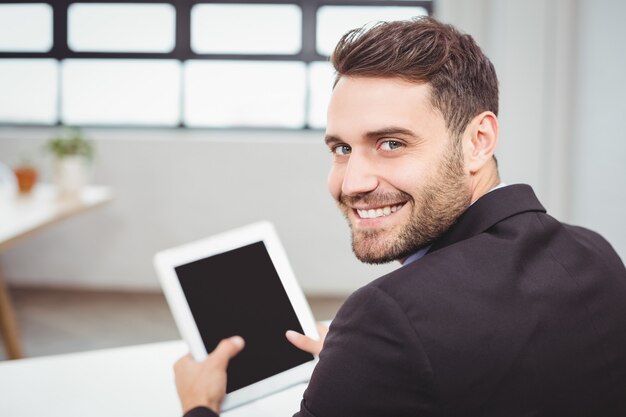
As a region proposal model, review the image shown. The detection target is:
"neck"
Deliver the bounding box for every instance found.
[470,161,500,204]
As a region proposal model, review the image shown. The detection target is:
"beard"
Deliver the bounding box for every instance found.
[339,140,471,264]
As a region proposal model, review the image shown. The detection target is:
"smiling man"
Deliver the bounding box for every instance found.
[325,78,485,264]
[175,17,626,417]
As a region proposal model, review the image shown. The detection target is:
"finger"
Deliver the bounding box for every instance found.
[208,336,245,369]
[285,330,321,354]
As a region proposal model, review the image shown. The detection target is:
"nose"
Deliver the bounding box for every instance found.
[341,152,379,196]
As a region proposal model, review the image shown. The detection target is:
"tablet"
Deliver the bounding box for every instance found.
[153,221,318,410]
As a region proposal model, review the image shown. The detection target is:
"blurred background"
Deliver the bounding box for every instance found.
[0,0,625,360]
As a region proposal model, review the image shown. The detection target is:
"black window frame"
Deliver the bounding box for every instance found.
[0,0,433,129]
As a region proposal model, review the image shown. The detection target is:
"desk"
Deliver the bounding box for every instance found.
[0,184,113,359]
[0,340,307,417]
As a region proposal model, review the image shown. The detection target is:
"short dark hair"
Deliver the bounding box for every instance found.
[331,16,499,137]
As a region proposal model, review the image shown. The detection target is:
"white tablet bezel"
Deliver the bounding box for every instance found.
[153,221,319,410]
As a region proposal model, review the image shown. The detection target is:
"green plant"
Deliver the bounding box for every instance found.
[46,128,94,160]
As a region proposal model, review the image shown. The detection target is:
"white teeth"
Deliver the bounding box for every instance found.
[357,204,404,219]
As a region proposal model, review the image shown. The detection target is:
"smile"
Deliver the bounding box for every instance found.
[355,203,405,219]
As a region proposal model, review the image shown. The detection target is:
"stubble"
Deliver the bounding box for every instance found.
[340,140,471,264]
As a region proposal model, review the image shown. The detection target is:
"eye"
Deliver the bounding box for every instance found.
[379,140,403,151]
[332,144,352,156]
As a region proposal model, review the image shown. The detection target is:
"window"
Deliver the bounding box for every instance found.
[191,4,302,54]
[0,59,57,124]
[308,62,335,129]
[0,3,52,52]
[185,60,306,128]
[68,3,176,53]
[0,1,432,129]
[62,60,181,126]
[316,5,428,56]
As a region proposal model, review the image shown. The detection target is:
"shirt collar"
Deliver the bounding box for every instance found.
[402,245,431,265]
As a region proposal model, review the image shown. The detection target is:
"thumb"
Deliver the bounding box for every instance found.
[209,336,245,369]
[285,330,320,354]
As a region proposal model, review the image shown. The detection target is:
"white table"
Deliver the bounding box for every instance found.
[0,340,307,417]
[0,183,113,251]
[0,184,113,359]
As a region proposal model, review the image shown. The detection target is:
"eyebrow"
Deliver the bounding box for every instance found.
[364,127,421,140]
[324,135,342,146]
[325,126,422,146]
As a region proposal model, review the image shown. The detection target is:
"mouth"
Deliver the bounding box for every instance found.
[354,203,406,219]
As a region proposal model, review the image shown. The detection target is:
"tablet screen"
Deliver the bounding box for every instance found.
[175,241,314,393]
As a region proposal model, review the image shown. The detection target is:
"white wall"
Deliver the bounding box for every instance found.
[0,129,396,294]
[2,0,626,295]
[570,0,626,257]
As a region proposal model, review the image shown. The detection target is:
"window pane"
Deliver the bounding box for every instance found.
[0,59,58,124]
[184,61,306,128]
[62,60,181,126]
[68,3,175,52]
[191,4,301,54]
[308,62,335,129]
[316,6,428,56]
[0,4,52,52]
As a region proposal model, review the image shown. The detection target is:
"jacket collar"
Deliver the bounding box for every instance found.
[427,184,546,254]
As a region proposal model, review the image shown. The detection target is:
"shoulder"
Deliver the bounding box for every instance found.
[369,209,625,310]
[324,284,433,375]
[301,284,442,417]
[561,222,624,265]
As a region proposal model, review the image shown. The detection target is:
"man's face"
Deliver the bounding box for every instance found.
[326,76,472,264]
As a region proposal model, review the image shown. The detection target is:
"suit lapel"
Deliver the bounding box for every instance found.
[427,184,546,254]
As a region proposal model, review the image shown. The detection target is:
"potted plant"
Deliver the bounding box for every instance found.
[13,156,38,195]
[46,128,94,196]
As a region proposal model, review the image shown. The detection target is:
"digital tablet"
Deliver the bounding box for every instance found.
[153,221,319,410]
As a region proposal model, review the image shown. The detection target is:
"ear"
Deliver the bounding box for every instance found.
[464,111,499,174]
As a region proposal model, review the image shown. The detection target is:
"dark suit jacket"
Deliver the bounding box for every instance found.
[187,184,626,417]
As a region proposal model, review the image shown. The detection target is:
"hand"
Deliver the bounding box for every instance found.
[174,336,245,414]
[285,322,329,356]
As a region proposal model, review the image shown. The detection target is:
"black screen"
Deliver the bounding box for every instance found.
[175,241,314,392]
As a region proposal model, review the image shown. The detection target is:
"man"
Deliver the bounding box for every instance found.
[175,17,626,416]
